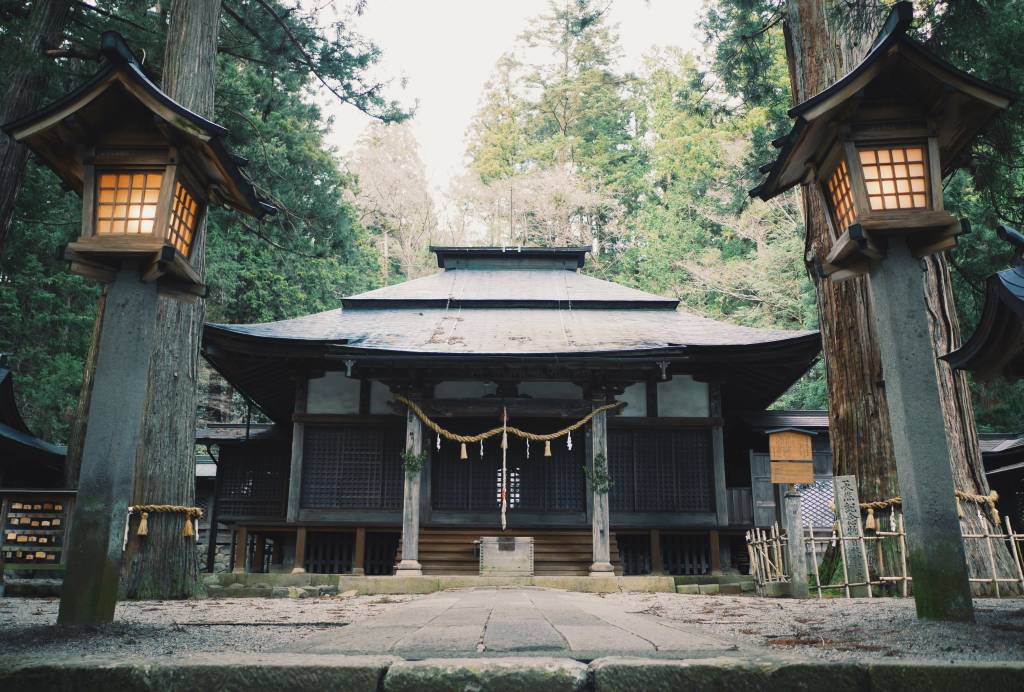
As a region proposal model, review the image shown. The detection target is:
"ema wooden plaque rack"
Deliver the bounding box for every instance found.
[1,491,75,572]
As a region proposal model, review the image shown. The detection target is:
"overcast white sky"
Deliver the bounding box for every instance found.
[319,0,706,194]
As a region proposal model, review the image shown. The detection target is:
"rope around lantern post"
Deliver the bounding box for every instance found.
[122,504,204,549]
[857,490,1000,530]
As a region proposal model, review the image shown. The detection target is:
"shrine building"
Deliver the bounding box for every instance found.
[201,247,820,577]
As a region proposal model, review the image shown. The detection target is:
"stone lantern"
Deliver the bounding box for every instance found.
[752,3,1012,279]
[3,31,274,295]
[2,32,272,625]
[753,2,1016,621]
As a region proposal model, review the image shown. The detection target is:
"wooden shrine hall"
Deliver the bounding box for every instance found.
[202,247,820,577]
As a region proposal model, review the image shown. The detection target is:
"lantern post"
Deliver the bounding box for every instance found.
[752,3,1015,620]
[2,32,273,624]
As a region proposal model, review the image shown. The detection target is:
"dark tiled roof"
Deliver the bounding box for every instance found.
[740,410,830,431]
[195,423,279,444]
[208,305,816,355]
[342,268,678,309]
[979,433,1024,456]
[208,248,816,355]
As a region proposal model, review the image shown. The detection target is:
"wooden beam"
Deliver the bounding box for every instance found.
[710,383,729,527]
[709,530,722,574]
[649,529,664,575]
[286,378,307,522]
[353,527,366,576]
[252,532,265,573]
[292,527,307,574]
[232,526,247,574]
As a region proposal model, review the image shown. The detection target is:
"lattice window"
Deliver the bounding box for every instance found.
[305,531,354,574]
[859,145,928,211]
[617,533,651,576]
[96,171,161,235]
[795,480,836,528]
[168,181,201,256]
[825,159,856,232]
[217,448,289,519]
[609,428,713,513]
[661,533,710,576]
[432,422,585,512]
[301,425,404,510]
[365,531,400,575]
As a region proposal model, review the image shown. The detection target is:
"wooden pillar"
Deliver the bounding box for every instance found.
[710,383,729,526]
[271,536,283,566]
[649,529,665,575]
[396,406,423,575]
[252,532,265,574]
[589,408,614,576]
[286,378,308,522]
[292,527,307,574]
[232,526,248,574]
[353,527,366,575]
[709,529,722,575]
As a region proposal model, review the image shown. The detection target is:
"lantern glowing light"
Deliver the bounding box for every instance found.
[1,31,273,296]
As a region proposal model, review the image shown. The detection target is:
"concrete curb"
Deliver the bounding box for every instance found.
[1,654,1021,691]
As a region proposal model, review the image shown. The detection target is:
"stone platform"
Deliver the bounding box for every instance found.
[204,573,678,596]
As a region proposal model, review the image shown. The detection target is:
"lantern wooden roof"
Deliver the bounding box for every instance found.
[751,2,1016,202]
[2,31,274,219]
[944,226,1024,380]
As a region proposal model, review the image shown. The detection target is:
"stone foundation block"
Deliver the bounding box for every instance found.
[384,657,588,692]
[675,584,700,595]
[697,583,720,595]
[591,656,770,691]
[0,654,398,692]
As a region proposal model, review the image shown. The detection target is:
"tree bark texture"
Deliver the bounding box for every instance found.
[0,0,73,253]
[783,0,1010,583]
[121,0,221,599]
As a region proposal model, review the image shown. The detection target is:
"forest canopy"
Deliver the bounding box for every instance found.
[1,0,1022,441]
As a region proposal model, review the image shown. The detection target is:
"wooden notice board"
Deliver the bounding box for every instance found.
[768,429,814,484]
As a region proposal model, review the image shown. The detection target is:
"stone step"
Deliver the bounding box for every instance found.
[676,581,755,595]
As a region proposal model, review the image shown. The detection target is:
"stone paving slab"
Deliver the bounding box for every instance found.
[4,653,1022,691]
[281,587,745,660]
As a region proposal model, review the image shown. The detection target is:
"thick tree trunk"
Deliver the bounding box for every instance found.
[121,0,221,599]
[783,0,1010,582]
[0,0,73,253]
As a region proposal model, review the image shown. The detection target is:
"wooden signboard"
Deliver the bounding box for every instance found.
[768,429,814,484]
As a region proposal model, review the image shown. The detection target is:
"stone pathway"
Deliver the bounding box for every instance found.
[282,588,749,660]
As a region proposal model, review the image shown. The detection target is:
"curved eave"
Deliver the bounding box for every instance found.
[2,32,273,219]
[752,26,1016,202]
[945,271,1024,379]
[203,321,820,424]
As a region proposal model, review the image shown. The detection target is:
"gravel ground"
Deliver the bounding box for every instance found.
[603,592,1024,662]
[1,591,1022,662]
[0,593,419,659]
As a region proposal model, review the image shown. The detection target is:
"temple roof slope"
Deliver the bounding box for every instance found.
[208,247,816,355]
[204,247,821,422]
[945,227,1024,380]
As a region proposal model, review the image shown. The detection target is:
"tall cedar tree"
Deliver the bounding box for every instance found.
[779,0,1012,577]
[119,0,221,599]
[0,0,73,253]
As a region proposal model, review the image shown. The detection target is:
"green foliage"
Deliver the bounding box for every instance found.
[402,449,428,475]
[584,453,614,494]
[0,0,408,439]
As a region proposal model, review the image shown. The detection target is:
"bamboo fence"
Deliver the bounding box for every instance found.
[747,506,1024,599]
